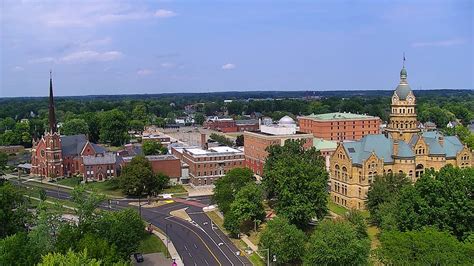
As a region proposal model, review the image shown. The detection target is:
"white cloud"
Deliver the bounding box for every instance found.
[154,9,177,18]
[59,51,122,63]
[160,62,175,68]
[137,69,153,76]
[12,66,24,72]
[411,39,465,48]
[222,63,236,70]
[28,57,56,64]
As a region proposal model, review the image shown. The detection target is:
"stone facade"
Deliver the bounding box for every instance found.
[329,66,473,210]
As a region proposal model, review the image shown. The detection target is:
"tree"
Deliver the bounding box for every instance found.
[264,140,328,228]
[235,135,244,147]
[387,166,474,240]
[132,104,147,122]
[366,173,410,226]
[129,120,145,133]
[224,182,265,235]
[71,186,105,230]
[98,109,129,146]
[95,208,145,259]
[61,118,89,136]
[38,249,102,266]
[119,155,169,197]
[0,232,37,266]
[209,133,233,146]
[259,217,306,264]
[194,112,205,125]
[303,220,370,265]
[377,228,473,265]
[77,233,121,264]
[212,168,254,214]
[0,152,7,172]
[0,182,30,237]
[345,209,368,239]
[142,141,168,155]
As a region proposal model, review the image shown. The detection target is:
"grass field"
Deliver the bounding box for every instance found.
[138,234,170,257]
[56,177,124,197]
[249,253,266,266]
[328,199,349,217]
[162,184,187,194]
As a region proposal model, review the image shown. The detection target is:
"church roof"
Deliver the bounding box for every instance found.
[83,153,117,165]
[61,134,88,155]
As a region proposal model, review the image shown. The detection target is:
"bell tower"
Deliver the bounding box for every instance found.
[385,61,420,142]
[43,71,64,179]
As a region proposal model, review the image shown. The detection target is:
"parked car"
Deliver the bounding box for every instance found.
[134,253,144,263]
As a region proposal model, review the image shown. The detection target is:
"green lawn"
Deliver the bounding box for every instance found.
[162,184,187,194]
[249,252,266,266]
[327,196,349,217]
[56,177,124,197]
[138,234,170,257]
[57,177,82,187]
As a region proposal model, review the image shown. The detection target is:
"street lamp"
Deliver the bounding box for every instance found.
[259,248,270,266]
[165,223,172,256]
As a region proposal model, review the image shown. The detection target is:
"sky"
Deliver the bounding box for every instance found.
[1,0,473,97]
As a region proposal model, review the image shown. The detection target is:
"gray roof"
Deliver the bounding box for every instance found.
[61,134,88,155]
[83,153,117,165]
[394,83,412,100]
[343,134,394,165]
[343,131,465,165]
[235,119,258,125]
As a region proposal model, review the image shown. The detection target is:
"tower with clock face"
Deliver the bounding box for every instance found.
[385,66,420,142]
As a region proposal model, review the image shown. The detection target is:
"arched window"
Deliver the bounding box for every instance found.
[415,164,424,178]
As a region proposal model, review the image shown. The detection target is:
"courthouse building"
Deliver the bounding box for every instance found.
[329,66,473,209]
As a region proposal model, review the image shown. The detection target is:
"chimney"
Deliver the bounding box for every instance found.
[393,141,399,156]
[438,136,444,146]
[200,133,207,149]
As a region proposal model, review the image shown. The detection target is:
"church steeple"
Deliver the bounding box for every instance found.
[48,70,57,133]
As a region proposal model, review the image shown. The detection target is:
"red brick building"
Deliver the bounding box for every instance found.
[298,112,381,141]
[204,118,259,133]
[0,145,25,154]
[31,73,118,182]
[122,155,182,183]
[244,116,313,176]
[171,146,244,186]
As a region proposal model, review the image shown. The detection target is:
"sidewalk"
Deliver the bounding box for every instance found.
[152,230,184,266]
[241,235,258,252]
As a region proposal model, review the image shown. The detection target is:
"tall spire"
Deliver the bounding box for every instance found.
[48,70,57,133]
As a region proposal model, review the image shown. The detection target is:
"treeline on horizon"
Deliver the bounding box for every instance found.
[0,89,473,149]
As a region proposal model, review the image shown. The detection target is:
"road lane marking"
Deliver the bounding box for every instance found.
[164,216,222,266]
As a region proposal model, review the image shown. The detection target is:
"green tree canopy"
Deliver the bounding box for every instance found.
[224,182,265,236]
[61,118,89,136]
[98,109,129,146]
[194,112,205,125]
[142,141,168,156]
[303,220,370,265]
[119,155,169,197]
[377,227,473,265]
[264,140,328,228]
[38,249,102,266]
[366,173,410,226]
[259,217,306,264]
[0,182,30,237]
[212,167,254,214]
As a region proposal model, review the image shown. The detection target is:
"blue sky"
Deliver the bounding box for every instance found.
[1,0,472,97]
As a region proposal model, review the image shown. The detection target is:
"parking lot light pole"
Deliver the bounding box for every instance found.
[259,248,270,266]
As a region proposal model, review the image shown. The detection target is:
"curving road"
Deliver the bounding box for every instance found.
[8,178,251,266]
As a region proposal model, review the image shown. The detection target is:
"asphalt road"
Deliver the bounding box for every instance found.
[8,178,251,266]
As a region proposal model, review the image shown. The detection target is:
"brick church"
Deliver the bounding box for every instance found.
[31,73,119,181]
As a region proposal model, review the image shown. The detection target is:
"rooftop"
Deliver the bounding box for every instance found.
[83,153,117,165]
[300,112,378,121]
[122,154,178,162]
[313,138,338,150]
[184,146,243,156]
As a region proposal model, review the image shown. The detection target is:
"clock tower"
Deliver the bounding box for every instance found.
[385,65,420,142]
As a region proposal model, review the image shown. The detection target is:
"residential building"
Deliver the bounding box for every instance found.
[244,116,313,176]
[298,112,381,141]
[31,73,118,181]
[171,146,244,186]
[329,66,473,209]
[0,145,25,154]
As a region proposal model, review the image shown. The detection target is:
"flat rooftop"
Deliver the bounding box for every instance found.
[246,130,312,136]
[300,112,378,121]
[184,146,243,156]
[122,154,178,162]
